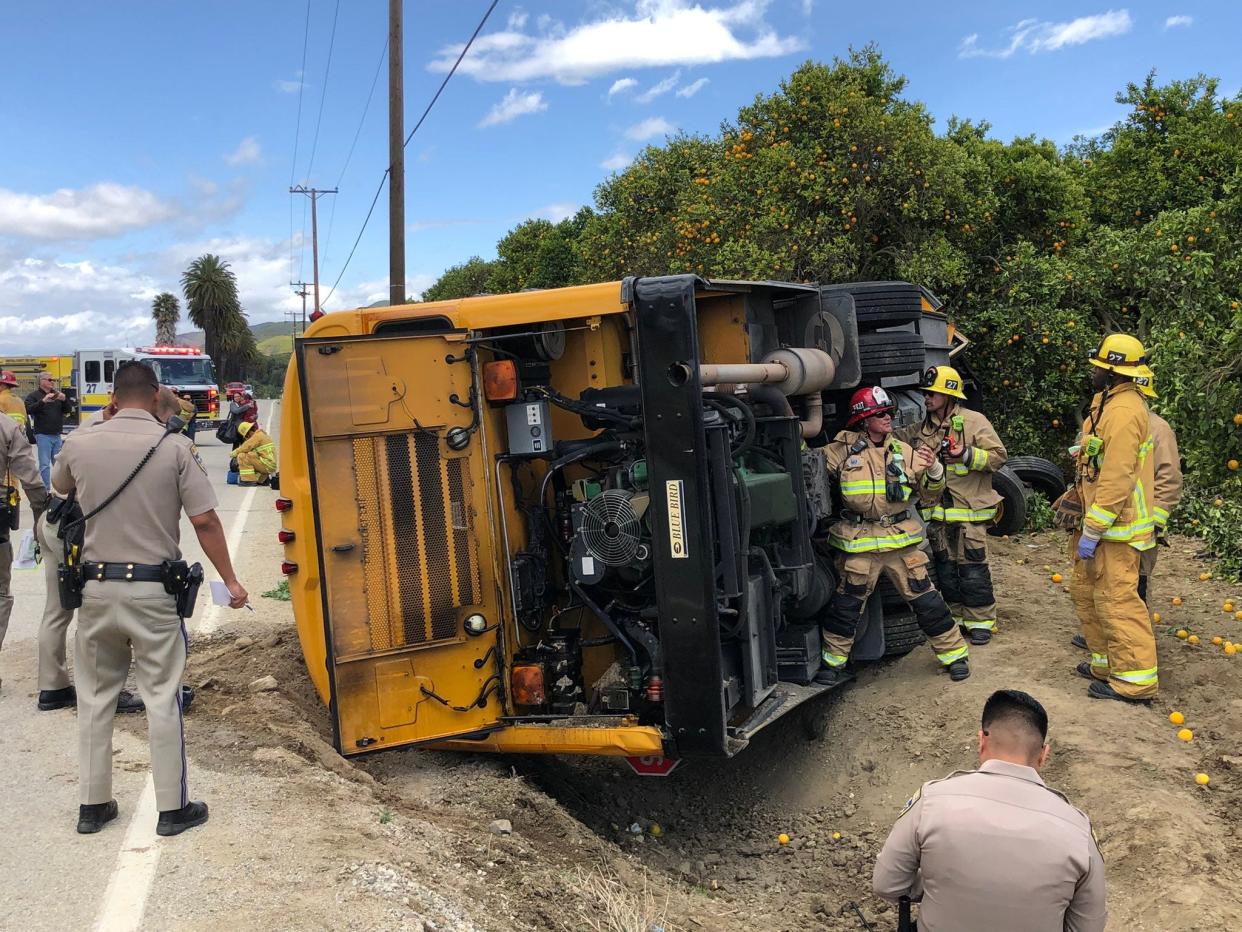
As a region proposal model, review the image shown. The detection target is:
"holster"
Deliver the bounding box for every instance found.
[161,560,204,618]
[1,484,17,539]
[58,563,84,611]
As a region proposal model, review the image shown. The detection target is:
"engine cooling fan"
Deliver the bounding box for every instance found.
[579,490,642,566]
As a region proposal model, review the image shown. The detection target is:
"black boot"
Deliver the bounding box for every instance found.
[38,686,77,711]
[814,666,850,687]
[967,628,992,646]
[948,659,971,681]
[180,684,195,713]
[1088,680,1152,704]
[1071,633,1088,650]
[1075,661,1096,681]
[157,801,209,837]
[117,690,145,714]
[77,800,119,834]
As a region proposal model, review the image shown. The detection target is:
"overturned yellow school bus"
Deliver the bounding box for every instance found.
[277,275,1006,765]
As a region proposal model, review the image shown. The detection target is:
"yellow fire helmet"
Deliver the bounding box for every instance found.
[1132,366,1157,399]
[1089,333,1149,377]
[237,421,253,438]
[921,364,967,400]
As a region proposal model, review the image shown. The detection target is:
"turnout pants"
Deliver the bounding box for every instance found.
[36,514,73,690]
[0,538,11,651]
[1070,535,1158,698]
[76,580,189,811]
[928,520,996,632]
[235,450,273,485]
[820,545,968,669]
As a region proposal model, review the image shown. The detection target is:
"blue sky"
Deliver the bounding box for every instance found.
[1,1,1238,353]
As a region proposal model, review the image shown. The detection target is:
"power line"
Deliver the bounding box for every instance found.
[302,0,341,187]
[323,36,390,268]
[288,0,312,283]
[321,0,502,310]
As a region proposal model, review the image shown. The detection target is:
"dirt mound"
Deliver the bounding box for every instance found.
[143,532,1242,930]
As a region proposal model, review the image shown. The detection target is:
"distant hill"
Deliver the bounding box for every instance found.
[176,320,296,356]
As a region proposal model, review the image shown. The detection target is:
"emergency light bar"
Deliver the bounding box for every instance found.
[135,346,201,355]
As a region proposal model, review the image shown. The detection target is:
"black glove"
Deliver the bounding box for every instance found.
[229,457,239,472]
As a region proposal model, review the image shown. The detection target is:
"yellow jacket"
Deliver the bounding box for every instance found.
[1074,382,1155,550]
[824,430,944,553]
[0,388,27,427]
[900,405,1007,522]
[236,427,277,472]
[1149,412,1183,531]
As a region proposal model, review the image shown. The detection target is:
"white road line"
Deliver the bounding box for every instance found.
[93,777,159,932]
[93,403,278,931]
[194,402,276,636]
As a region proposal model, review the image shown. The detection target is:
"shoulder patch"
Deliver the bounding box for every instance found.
[897,786,922,817]
[190,444,208,476]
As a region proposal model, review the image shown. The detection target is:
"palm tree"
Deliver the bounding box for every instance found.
[151,292,180,346]
[182,254,255,379]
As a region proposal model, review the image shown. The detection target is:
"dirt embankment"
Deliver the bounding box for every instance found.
[163,531,1242,931]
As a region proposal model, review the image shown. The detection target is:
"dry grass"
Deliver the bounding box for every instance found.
[557,864,674,932]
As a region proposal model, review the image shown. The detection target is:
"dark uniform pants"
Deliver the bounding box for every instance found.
[36,514,74,690]
[928,520,997,632]
[820,545,969,668]
[0,538,11,651]
[77,580,189,811]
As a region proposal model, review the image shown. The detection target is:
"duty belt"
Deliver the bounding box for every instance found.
[840,509,910,527]
[81,561,167,583]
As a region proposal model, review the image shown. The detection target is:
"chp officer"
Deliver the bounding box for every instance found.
[52,362,248,836]
[873,689,1107,931]
[1,411,49,686]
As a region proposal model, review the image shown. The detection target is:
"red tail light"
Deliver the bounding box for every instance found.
[280,561,298,575]
[309,308,325,322]
[277,529,295,543]
[275,498,292,512]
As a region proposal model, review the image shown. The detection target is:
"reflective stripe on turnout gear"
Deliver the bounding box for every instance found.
[960,617,995,631]
[1091,652,1109,669]
[936,644,969,666]
[1112,665,1158,686]
[921,505,998,523]
[840,479,912,502]
[822,649,848,669]
[829,530,924,553]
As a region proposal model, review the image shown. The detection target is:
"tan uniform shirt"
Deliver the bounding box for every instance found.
[1,414,48,512]
[900,406,1007,518]
[1148,412,1182,530]
[873,759,1107,932]
[50,408,217,564]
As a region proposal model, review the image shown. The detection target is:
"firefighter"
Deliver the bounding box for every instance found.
[901,365,1008,645]
[817,386,971,685]
[1072,370,1181,654]
[1070,334,1158,703]
[233,421,276,486]
[0,371,27,428]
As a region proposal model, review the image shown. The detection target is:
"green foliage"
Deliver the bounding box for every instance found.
[248,353,290,400]
[151,292,180,346]
[262,578,291,601]
[1025,492,1055,533]
[378,807,394,825]
[424,50,1242,570]
[421,256,497,301]
[181,254,258,381]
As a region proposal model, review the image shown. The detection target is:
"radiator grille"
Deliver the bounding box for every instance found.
[347,432,480,654]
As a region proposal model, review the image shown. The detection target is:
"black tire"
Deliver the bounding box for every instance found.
[882,611,925,656]
[821,282,923,329]
[858,331,925,379]
[988,466,1028,537]
[1004,455,1067,500]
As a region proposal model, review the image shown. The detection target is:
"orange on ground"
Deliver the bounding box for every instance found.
[1169,711,1185,725]
[1172,597,1183,606]
[1213,636,1224,646]
[1200,572,1212,581]
[1188,635,1201,645]
[778,833,790,845]
[1227,644,1238,656]
[1178,728,1194,742]
[1152,612,1162,623]
[1176,629,1189,639]
[1051,573,1063,584]
[1195,773,1210,786]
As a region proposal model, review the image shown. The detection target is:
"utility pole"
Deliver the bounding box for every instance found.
[290,281,310,332]
[388,0,406,306]
[289,186,337,315]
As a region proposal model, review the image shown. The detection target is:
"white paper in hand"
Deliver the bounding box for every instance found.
[209,580,232,606]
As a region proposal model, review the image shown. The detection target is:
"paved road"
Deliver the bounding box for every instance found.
[0,402,296,931]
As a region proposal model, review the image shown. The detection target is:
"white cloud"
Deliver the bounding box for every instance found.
[534,203,580,223]
[677,77,709,97]
[625,116,676,141]
[478,89,548,127]
[601,153,633,171]
[608,77,638,98]
[273,73,304,93]
[800,0,813,13]
[0,183,175,241]
[428,1,804,85]
[507,10,529,30]
[959,10,1133,59]
[636,71,681,103]
[1164,14,1192,29]
[224,136,262,167]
